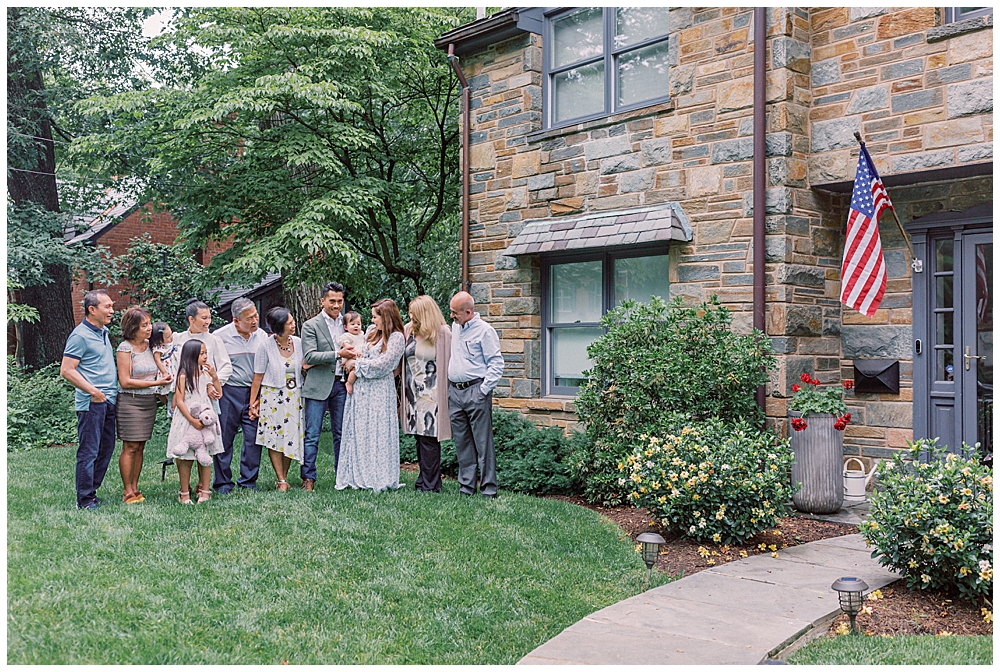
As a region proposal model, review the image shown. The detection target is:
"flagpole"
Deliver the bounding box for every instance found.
[853,131,920,272]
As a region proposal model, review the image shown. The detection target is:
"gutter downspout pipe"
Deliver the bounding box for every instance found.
[753,8,767,414]
[448,44,472,292]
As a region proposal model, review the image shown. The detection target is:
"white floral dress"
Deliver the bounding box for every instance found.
[166,371,223,461]
[256,353,304,462]
[336,331,405,492]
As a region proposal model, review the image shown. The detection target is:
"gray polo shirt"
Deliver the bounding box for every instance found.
[63,319,118,411]
[213,322,266,387]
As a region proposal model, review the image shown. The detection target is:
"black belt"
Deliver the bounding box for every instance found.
[334,374,345,382]
[450,378,482,390]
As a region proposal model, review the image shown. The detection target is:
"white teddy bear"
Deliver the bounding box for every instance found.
[167,404,217,467]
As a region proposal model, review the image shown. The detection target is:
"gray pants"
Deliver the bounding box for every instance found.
[448,381,497,496]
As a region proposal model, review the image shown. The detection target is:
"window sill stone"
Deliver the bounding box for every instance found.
[526,100,676,145]
[926,13,992,43]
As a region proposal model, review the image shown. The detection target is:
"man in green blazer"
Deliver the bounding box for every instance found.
[300,281,351,490]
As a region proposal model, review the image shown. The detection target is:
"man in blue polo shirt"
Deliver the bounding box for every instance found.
[60,289,119,509]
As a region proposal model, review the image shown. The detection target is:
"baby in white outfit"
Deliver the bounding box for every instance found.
[337,311,367,394]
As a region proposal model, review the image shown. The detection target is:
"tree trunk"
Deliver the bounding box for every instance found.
[8,7,77,369]
[284,282,326,322]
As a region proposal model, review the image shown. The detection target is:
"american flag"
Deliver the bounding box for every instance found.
[840,143,892,317]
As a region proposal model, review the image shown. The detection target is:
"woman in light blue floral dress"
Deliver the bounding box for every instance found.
[336,299,406,492]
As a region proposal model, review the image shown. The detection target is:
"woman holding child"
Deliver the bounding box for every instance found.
[248,307,308,492]
[399,295,452,493]
[336,299,406,492]
[116,307,172,503]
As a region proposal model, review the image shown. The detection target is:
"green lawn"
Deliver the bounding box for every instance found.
[788,634,993,665]
[7,433,660,664]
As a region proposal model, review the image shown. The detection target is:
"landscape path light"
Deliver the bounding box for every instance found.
[831,576,868,635]
[636,532,665,585]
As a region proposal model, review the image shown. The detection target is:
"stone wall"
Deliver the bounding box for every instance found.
[456,6,993,438]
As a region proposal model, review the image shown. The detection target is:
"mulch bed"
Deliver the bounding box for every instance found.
[825,580,993,637]
[545,495,857,579]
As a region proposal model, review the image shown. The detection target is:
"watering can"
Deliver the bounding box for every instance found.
[843,457,874,501]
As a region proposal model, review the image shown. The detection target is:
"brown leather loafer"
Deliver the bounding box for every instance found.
[301,479,315,492]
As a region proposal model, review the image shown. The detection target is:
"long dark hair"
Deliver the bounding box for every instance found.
[178,339,204,394]
[149,322,170,350]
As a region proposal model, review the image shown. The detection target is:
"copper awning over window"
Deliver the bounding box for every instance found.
[503,202,692,256]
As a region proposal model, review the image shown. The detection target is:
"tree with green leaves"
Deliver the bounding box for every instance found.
[7,6,159,367]
[72,7,469,314]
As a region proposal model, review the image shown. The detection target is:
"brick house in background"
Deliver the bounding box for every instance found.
[65,187,283,325]
[435,7,993,468]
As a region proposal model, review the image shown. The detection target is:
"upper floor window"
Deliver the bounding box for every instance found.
[545,7,670,129]
[945,7,992,22]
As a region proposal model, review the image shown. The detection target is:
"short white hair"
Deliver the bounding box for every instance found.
[231,297,256,319]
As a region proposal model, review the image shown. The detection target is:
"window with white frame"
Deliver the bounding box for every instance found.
[545,7,671,129]
[945,7,992,22]
[542,248,669,394]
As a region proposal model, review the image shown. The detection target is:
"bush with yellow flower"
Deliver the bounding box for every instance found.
[860,438,993,601]
[619,416,794,543]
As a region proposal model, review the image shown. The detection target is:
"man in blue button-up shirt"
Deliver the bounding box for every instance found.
[60,289,119,509]
[447,291,504,497]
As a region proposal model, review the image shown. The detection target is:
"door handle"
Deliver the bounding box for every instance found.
[964,345,983,370]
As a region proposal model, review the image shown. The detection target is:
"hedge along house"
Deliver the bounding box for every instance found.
[435,7,993,467]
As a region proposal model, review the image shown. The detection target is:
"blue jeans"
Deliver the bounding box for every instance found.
[76,400,117,507]
[302,380,347,482]
[218,384,260,491]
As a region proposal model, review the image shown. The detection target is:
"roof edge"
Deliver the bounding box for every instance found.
[434,8,541,57]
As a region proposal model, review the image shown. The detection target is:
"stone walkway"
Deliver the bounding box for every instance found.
[518,533,897,665]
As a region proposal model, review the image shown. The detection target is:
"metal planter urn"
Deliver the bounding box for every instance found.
[790,412,843,514]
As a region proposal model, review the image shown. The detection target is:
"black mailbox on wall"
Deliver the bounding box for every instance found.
[853,359,900,395]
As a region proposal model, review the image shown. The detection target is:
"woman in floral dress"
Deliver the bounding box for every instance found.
[336,299,406,492]
[249,307,308,491]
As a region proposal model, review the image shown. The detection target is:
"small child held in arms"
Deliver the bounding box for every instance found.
[149,321,178,415]
[337,311,367,395]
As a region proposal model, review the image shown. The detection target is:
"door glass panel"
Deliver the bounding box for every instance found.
[616,41,671,107]
[937,348,955,381]
[975,243,993,452]
[614,254,669,305]
[553,61,606,123]
[936,239,954,272]
[614,7,671,49]
[550,260,603,323]
[936,275,954,308]
[936,311,954,345]
[551,327,603,388]
[552,8,604,68]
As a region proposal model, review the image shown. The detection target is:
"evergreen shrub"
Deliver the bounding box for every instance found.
[861,438,993,601]
[621,415,793,543]
[572,296,774,506]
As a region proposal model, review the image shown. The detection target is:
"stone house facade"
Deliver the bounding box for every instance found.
[436,7,993,467]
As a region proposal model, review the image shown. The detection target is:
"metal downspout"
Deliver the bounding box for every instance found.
[448,44,472,292]
[753,7,767,413]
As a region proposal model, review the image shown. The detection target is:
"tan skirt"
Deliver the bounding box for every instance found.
[116,392,158,442]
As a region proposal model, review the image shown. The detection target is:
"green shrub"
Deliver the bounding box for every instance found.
[400,409,578,495]
[7,357,78,452]
[573,296,774,506]
[621,416,794,543]
[493,409,577,495]
[860,438,993,602]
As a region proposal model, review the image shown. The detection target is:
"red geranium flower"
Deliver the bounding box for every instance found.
[843,380,854,390]
[843,413,852,422]
[834,421,845,431]
[792,384,801,393]
[800,373,811,383]
[791,418,808,431]
[811,377,821,386]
